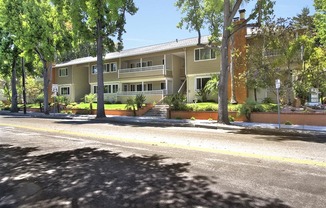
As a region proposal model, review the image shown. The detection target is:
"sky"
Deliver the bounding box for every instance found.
[122,0,315,50]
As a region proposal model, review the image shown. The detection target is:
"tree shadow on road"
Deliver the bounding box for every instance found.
[232,129,326,144]
[0,145,291,208]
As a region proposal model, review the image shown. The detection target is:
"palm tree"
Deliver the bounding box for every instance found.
[84,93,97,113]
[204,74,219,96]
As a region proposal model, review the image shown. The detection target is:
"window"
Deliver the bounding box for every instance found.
[91,65,97,74]
[147,61,153,66]
[112,85,118,93]
[131,85,135,92]
[130,63,134,68]
[161,82,166,90]
[60,87,70,95]
[147,84,153,91]
[123,84,128,92]
[137,84,142,91]
[196,77,210,90]
[97,84,118,94]
[142,62,147,67]
[136,63,141,68]
[194,48,216,61]
[59,68,68,77]
[93,86,98,94]
[105,62,117,72]
[104,85,109,93]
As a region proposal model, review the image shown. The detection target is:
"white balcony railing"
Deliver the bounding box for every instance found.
[119,65,164,74]
[117,90,167,96]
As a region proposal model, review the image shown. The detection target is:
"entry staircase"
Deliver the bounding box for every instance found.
[143,104,169,118]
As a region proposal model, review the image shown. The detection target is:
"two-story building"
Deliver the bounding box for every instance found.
[52,35,232,104]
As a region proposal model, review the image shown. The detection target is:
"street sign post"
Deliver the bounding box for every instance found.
[275,79,281,129]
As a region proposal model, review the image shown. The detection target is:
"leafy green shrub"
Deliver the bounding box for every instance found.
[0,101,4,110]
[262,97,274,104]
[204,104,216,111]
[228,115,235,122]
[260,104,278,112]
[284,121,292,125]
[190,116,196,120]
[238,99,263,121]
[163,93,187,111]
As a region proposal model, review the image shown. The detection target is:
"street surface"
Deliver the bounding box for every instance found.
[0,115,326,208]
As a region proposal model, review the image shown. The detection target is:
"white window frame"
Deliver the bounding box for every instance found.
[195,77,211,90]
[194,48,217,61]
[147,83,153,91]
[102,84,119,94]
[105,62,117,73]
[91,65,97,74]
[60,86,70,95]
[131,84,136,92]
[59,68,68,77]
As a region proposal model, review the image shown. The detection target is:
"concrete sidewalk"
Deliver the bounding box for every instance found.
[1,110,325,133]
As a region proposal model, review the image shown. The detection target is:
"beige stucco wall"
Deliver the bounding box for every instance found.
[56,66,73,84]
[172,55,185,94]
[185,46,220,102]
[73,65,90,102]
[185,46,220,75]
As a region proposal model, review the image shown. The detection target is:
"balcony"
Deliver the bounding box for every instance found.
[118,65,172,79]
[117,90,167,96]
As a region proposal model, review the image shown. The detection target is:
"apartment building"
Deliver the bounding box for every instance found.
[52,35,238,104]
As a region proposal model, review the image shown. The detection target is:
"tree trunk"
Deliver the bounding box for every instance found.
[42,61,50,115]
[10,55,18,113]
[230,35,238,104]
[218,1,231,125]
[96,18,106,118]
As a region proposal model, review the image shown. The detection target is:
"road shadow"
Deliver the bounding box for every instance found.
[0,145,290,208]
[232,129,326,144]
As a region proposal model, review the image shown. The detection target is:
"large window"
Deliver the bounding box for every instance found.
[105,62,117,72]
[60,87,70,95]
[194,48,216,61]
[137,84,142,91]
[59,68,68,77]
[95,84,118,94]
[196,77,210,90]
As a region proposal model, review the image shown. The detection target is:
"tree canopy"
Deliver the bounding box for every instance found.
[176,0,274,124]
[53,0,138,118]
[0,0,72,114]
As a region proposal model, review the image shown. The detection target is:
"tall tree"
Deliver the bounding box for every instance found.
[0,27,20,112]
[176,0,274,124]
[314,0,326,46]
[0,0,72,114]
[53,0,138,118]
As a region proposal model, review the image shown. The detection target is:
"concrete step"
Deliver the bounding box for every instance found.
[143,105,169,118]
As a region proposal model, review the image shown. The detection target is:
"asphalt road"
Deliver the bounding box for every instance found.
[0,115,325,208]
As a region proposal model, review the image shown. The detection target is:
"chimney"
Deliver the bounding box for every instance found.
[239,9,246,20]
